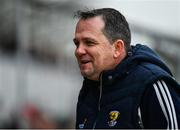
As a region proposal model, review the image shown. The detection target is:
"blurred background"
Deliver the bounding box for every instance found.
[0,0,179,128]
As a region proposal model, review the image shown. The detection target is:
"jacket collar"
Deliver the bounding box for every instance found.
[101,51,135,86]
[83,49,136,87]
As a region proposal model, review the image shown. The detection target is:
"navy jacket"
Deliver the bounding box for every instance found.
[76,44,180,129]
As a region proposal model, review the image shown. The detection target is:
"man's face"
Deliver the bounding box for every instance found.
[73,16,116,80]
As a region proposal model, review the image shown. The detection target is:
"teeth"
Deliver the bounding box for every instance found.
[82,61,89,64]
[79,58,91,64]
[81,60,90,64]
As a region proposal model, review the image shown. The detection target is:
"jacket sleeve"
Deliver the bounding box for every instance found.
[140,79,180,129]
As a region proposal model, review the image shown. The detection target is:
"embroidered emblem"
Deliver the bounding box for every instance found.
[79,118,87,129]
[108,110,120,127]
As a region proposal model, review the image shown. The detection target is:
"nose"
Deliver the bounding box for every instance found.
[75,43,86,57]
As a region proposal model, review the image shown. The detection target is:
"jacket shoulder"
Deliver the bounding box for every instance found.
[135,62,173,83]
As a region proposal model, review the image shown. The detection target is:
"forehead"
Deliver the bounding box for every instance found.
[75,16,105,34]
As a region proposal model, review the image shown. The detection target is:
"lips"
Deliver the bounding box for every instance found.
[79,58,92,65]
[80,59,91,64]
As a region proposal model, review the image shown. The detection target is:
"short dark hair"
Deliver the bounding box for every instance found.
[74,8,131,52]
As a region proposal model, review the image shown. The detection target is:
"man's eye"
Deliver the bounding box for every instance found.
[75,42,79,47]
[73,41,79,47]
[85,41,95,46]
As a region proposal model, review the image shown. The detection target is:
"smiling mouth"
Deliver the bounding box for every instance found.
[80,60,91,65]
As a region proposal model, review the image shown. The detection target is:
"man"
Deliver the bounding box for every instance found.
[73,8,180,129]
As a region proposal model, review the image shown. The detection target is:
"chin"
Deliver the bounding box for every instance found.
[81,71,92,78]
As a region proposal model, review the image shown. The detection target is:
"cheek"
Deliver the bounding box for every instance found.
[74,49,79,59]
[74,48,76,55]
[100,46,114,58]
[90,45,114,63]
[99,50,114,66]
[94,50,112,65]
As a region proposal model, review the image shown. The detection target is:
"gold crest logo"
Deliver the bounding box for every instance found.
[108,110,120,127]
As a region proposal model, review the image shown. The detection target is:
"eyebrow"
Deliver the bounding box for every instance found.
[73,37,97,42]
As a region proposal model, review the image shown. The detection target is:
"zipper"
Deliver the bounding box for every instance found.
[98,74,103,111]
[138,107,144,129]
[93,73,103,129]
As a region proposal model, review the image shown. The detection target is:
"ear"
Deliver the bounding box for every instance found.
[113,40,125,58]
